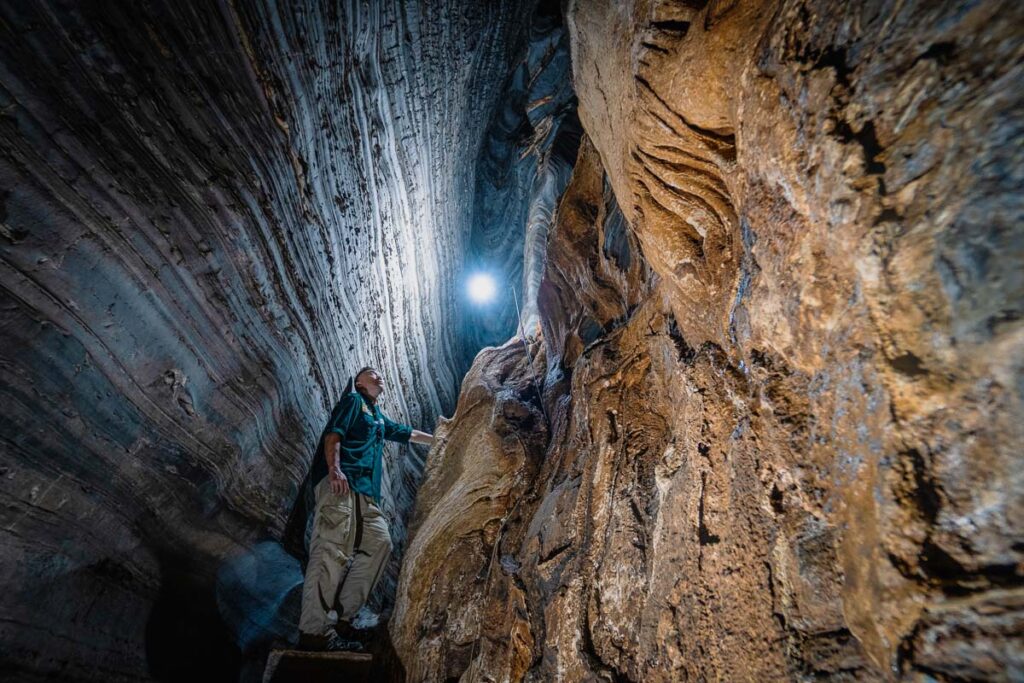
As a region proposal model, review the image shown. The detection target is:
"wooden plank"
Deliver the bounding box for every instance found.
[263,649,373,683]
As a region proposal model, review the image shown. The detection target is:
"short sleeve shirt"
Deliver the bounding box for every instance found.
[311,392,412,501]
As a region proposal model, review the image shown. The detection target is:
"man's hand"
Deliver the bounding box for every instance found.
[329,467,349,496]
[410,430,434,446]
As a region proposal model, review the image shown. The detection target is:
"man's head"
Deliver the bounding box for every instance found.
[354,366,385,401]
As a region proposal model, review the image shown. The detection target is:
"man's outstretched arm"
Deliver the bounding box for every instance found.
[409,430,434,446]
[382,411,432,446]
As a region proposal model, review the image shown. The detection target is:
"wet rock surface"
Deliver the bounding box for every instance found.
[392,0,1023,680]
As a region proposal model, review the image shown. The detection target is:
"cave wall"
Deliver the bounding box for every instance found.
[392,0,1023,680]
[0,1,533,679]
[466,1,582,348]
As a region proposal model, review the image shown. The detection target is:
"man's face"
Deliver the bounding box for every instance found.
[356,369,385,398]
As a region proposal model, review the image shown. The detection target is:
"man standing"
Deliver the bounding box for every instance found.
[298,366,434,651]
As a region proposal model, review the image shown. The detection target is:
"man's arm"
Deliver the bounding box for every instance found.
[409,429,434,446]
[324,394,360,497]
[323,432,350,496]
[382,412,430,445]
[381,411,433,447]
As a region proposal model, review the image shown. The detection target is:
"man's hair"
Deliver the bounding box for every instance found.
[353,366,377,389]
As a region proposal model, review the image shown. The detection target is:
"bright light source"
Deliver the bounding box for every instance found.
[467,273,497,304]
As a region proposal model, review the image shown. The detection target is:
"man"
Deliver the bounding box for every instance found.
[298,366,434,651]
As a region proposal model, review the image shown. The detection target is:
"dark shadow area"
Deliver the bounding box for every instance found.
[281,471,315,563]
[363,616,408,683]
[146,554,242,681]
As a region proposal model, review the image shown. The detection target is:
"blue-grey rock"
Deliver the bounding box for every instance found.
[0,1,539,678]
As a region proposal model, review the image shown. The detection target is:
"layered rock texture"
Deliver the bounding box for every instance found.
[393,0,1024,681]
[2,0,1022,680]
[0,1,539,679]
[467,1,581,347]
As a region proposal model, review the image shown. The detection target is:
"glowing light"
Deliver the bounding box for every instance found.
[467,273,497,304]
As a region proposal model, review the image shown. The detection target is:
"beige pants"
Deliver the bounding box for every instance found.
[298,478,393,634]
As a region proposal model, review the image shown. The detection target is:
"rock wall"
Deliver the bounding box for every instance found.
[391,337,549,682]
[466,0,582,348]
[392,0,1023,680]
[0,1,533,679]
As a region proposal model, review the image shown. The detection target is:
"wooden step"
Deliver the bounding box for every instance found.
[262,649,373,683]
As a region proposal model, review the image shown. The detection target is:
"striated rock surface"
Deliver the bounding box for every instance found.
[0,1,535,679]
[467,1,581,348]
[393,0,1023,680]
[2,0,1021,679]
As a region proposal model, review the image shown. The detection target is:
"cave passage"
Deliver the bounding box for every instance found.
[1,0,1022,682]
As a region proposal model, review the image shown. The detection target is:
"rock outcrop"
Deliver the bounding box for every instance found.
[392,0,1023,680]
[0,1,537,679]
[391,338,548,682]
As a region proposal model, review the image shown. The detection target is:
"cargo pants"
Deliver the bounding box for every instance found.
[298,477,393,635]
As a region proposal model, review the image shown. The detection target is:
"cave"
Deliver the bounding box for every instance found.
[0,0,1021,681]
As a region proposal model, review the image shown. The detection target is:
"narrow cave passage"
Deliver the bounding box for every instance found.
[1,1,1021,682]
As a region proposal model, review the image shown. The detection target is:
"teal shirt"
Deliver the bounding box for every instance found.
[318,391,412,502]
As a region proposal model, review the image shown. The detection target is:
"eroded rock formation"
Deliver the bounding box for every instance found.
[391,338,548,681]
[466,1,581,348]
[0,1,538,679]
[393,0,1023,680]
[1,0,1021,679]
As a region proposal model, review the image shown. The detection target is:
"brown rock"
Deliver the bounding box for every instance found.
[393,0,1023,680]
[391,339,546,682]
